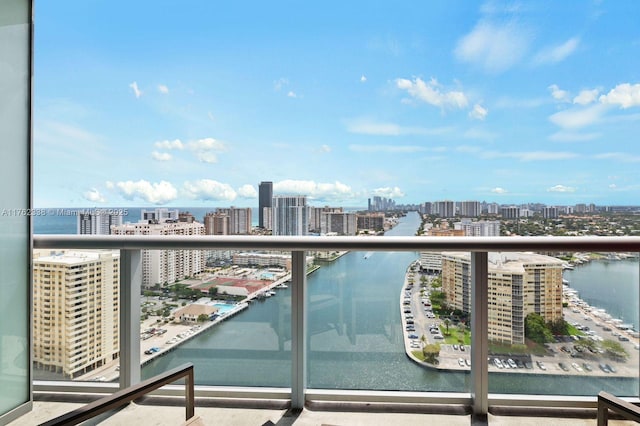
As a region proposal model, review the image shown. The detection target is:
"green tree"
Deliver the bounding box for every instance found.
[422,343,441,364]
[443,318,451,336]
[525,313,554,344]
[197,313,209,323]
[601,339,629,360]
[208,286,218,297]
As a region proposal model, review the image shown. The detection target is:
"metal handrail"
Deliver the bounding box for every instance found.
[33,234,640,252]
[597,391,640,425]
[39,363,195,426]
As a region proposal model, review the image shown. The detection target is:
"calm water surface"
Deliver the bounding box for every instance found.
[139,213,638,396]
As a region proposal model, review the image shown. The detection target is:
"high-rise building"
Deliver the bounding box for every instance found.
[77,211,123,235]
[32,250,120,378]
[459,201,481,217]
[272,195,308,236]
[501,206,520,219]
[454,219,500,236]
[356,213,384,232]
[441,252,563,344]
[434,200,455,218]
[320,212,357,235]
[258,181,273,228]
[141,208,179,223]
[204,212,229,235]
[218,207,252,235]
[543,207,559,219]
[111,221,205,288]
[310,206,343,233]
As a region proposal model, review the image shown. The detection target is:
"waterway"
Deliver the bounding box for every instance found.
[140,212,637,396]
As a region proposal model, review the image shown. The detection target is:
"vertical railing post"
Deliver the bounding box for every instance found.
[120,249,142,389]
[471,251,488,416]
[291,250,307,409]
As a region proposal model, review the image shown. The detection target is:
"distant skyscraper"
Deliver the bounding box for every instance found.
[141,208,179,223]
[77,211,123,235]
[111,221,205,288]
[272,195,308,236]
[258,181,273,228]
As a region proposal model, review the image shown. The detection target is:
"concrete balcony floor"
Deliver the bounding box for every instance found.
[8,399,639,426]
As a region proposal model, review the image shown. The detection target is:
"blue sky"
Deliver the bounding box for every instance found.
[34,1,640,208]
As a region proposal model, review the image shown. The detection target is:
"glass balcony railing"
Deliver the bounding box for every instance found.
[32,234,640,414]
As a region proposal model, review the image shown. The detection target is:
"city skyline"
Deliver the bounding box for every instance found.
[34,1,640,208]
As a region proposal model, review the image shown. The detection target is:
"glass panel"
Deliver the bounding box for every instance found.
[307,211,469,392]
[141,249,292,387]
[489,252,639,397]
[0,0,31,418]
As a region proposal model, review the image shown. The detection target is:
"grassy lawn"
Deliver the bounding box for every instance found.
[440,325,471,345]
[412,350,425,361]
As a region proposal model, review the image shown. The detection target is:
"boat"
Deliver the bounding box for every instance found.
[276,283,288,289]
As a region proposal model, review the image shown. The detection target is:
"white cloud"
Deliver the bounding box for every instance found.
[469,103,488,120]
[187,137,227,163]
[548,104,607,129]
[454,21,530,73]
[105,181,114,189]
[481,150,578,161]
[372,186,405,198]
[396,77,468,109]
[593,152,640,162]
[599,83,640,108]
[573,89,599,105]
[129,81,142,98]
[183,180,237,201]
[349,144,427,153]
[360,75,367,83]
[547,184,576,193]
[196,152,219,163]
[287,91,297,98]
[158,84,169,94]
[155,139,184,150]
[549,131,600,142]
[534,37,580,64]
[114,180,178,204]
[274,78,289,91]
[188,137,225,151]
[83,188,106,203]
[320,144,331,153]
[151,151,172,161]
[609,184,617,189]
[274,180,356,201]
[463,128,498,141]
[237,184,258,198]
[346,118,452,136]
[548,84,569,102]
[491,187,507,194]
[456,145,482,153]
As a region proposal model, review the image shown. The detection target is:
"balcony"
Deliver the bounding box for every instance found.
[22,234,640,424]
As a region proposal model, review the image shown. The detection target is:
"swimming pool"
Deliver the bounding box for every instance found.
[212,303,237,314]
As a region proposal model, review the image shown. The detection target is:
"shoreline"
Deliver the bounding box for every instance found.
[401,258,640,378]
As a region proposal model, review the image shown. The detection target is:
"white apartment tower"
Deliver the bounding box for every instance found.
[111,221,205,288]
[77,211,123,235]
[441,252,563,345]
[454,219,501,236]
[272,195,308,236]
[32,250,120,378]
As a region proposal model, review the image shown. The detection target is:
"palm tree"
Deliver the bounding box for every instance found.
[443,318,451,336]
[420,334,427,348]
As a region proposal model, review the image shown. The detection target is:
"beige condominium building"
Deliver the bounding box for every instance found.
[32,250,120,378]
[441,252,564,345]
[111,221,205,288]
